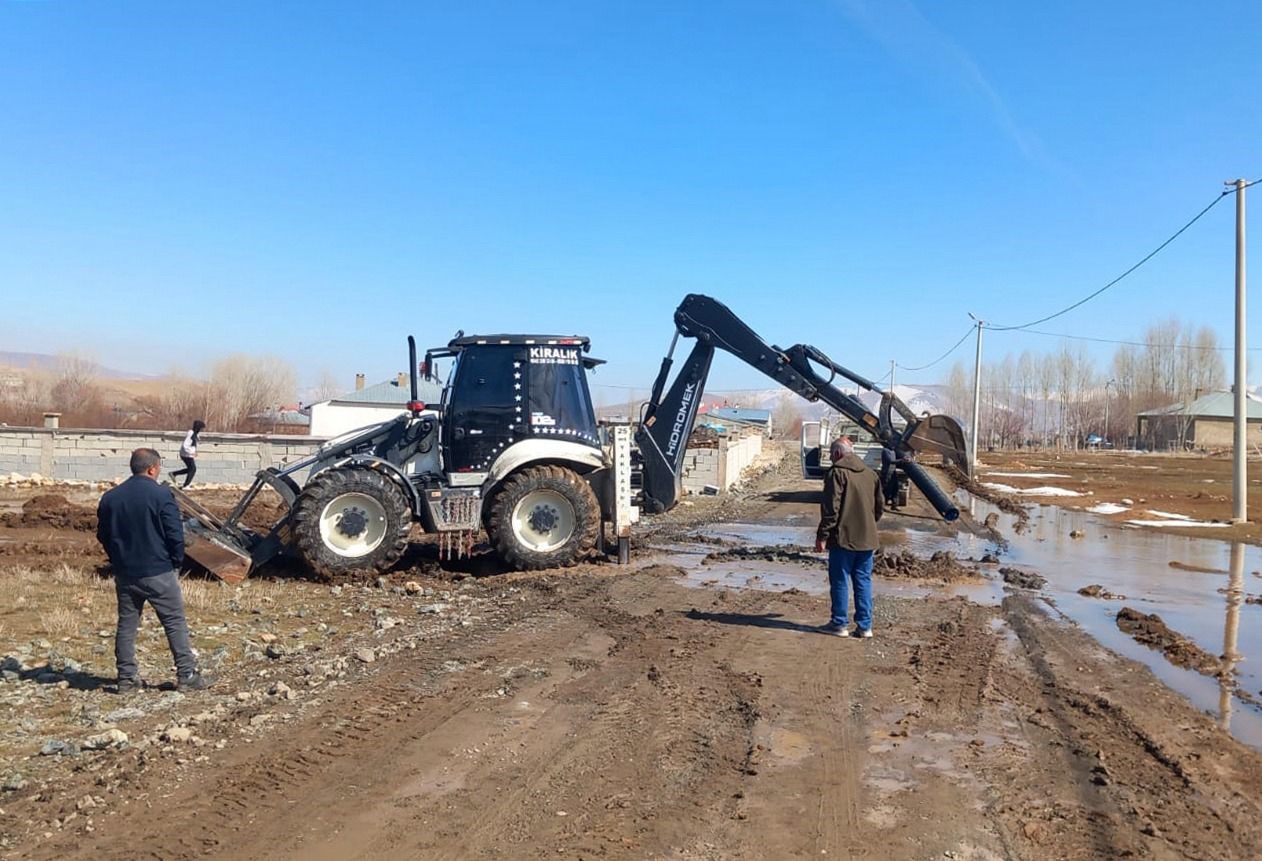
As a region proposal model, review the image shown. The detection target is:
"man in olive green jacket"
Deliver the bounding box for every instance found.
[813,437,884,637]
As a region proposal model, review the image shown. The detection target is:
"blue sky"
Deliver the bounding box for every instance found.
[1,1,1258,399]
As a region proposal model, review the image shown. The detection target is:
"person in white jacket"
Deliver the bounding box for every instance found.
[170,420,205,488]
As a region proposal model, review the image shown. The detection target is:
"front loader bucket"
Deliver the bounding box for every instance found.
[169,483,273,584]
[184,526,253,584]
[906,414,971,477]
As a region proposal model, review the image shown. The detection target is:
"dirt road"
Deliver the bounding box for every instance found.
[3,462,1262,859]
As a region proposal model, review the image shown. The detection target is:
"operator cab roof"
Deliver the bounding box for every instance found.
[441,334,604,367]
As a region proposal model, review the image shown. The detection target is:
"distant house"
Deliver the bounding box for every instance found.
[701,407,773,436]
[309,374,442,438]
[1135,390,1262,450]
[248,407,311,430]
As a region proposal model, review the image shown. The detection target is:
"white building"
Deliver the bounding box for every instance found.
[309,374,442,438]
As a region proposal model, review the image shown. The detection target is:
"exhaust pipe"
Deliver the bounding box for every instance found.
[407,335,422,413]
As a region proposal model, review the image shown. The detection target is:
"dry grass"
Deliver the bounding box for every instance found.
[36,606,81,636]
[230,578,285,613]
[1,563,111,646]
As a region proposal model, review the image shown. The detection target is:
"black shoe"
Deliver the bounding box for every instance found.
[177,673,214,692]
[116,677,141,695]
[818,623,850,637]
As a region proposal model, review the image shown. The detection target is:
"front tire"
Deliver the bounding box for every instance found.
[292,468,411,578]
[488,466,599,570]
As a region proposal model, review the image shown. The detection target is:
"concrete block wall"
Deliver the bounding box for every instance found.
[0,426,323,485]
[681,430,764,495]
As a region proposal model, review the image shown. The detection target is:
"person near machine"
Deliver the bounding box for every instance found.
[814,437,884,638]
[169,419,205,487]
[97,448,213,693]
[880,443,899,509]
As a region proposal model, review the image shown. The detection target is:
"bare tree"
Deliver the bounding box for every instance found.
[206,355,297,432]
[313,370,344,404]
[771,391,804,439]
[49,352,102,414]
[944,362,971,429]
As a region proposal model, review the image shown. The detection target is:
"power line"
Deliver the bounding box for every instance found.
[989,179,1260,332]
[895,326,975,372]
[589,381,774,394]
[1006,327,1262,352]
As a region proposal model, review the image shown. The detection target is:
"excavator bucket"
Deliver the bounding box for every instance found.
[170,484,263,584]
[184,526,253,584]
[905,414,971,477]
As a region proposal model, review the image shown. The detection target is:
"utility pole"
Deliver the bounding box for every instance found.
[889,360,896,391]
[1229,179,1248,523]
[1103,379,1115,447]
[968,315,984,472]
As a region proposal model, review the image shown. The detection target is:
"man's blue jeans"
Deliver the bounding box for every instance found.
[827,547,874,630]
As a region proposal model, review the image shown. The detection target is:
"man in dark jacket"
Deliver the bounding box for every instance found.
[97,448,212,692]
[814,437,884,637]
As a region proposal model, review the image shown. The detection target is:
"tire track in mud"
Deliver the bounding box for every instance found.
[904,597,998,725]
[809,653,859,859]
[235,573,757,861]
[989,593,1262,859]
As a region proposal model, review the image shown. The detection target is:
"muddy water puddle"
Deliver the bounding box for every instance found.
[681,507,1262,749]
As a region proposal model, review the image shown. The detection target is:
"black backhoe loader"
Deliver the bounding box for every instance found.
[635,294,969,519]
[176,295,966,582]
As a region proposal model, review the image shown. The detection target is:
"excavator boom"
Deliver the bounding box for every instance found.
[636,294,969,519]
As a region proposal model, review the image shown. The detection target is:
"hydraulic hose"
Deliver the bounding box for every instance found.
[901,460,959,522]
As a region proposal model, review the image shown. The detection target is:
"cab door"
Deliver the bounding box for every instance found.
[441,346,521,473]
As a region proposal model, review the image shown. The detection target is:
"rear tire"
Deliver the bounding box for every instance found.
[292,468,411,578]
[488,465,599,570]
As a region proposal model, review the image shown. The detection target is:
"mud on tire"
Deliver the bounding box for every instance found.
[292,467,412,578]
[488,465,599,570]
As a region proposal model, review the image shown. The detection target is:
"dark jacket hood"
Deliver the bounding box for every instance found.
[833,453,869,473]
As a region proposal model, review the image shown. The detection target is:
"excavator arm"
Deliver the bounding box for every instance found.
[636,294,968,519]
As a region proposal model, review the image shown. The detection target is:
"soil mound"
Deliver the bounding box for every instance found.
[1115,607,1221,676]
[703,545,819,567]
[0,494,97,531]
[1168,560,1227,575]
[874,549,980,583]
[999,567,1046,590]
[1078,584,1126,599]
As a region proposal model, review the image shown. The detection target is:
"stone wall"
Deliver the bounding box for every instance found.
[0,426,322,485]
[681,430,764,495]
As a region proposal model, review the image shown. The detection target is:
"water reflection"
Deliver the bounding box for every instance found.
[1220,542,1245,732]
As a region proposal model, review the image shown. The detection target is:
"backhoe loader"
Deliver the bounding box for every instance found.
[176,295,967,582]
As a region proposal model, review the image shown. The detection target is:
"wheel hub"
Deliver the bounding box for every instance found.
[317,491,390,558]
[511,489,577,553]
[527,505,559,534]
[336,506,368,538]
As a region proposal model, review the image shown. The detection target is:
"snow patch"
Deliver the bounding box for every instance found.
[982,471,1072,479]
[1145,510,1193,521]
[1124,519,1229,529]
[1086,502,1130,515]
[982,482,1084,498]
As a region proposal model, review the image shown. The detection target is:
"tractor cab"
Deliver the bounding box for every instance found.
[429,335,603,475]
